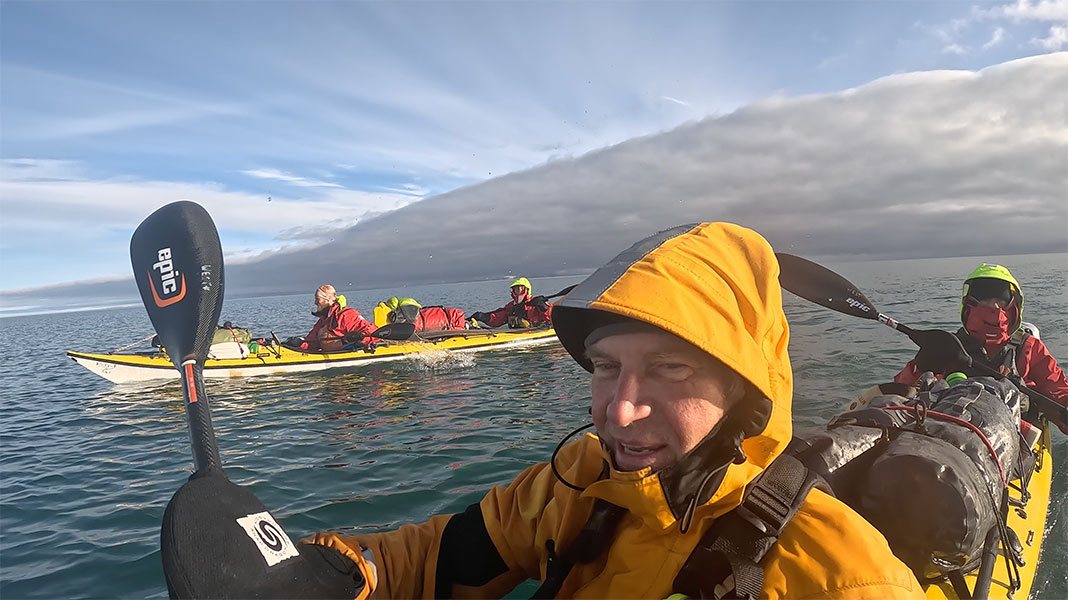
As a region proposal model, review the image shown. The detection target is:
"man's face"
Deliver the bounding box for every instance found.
[314,295,332,312]
[587,329,739,473]
[511,285,529,301]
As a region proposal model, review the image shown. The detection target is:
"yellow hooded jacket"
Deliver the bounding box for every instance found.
[309,222,921,599]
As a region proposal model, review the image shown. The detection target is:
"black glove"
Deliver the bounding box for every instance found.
[283,336,304,348]
[342,331,366,344]
[470,312,491,324]
[529,296,549,311]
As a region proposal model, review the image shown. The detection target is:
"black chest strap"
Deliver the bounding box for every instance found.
[673,454,826,600]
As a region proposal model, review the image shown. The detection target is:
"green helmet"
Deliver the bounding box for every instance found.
[960,263,1023,331]
[510,277,532,293]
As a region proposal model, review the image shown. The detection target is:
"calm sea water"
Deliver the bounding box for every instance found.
[1,257,1065,599]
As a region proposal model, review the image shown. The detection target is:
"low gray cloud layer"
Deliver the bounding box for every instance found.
[4,53,1066,312]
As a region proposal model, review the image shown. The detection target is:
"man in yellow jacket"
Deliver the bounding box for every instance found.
[308,222,922,598]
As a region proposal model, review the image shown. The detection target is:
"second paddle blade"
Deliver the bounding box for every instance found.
[775,252,880,320]
[130,201,224,366]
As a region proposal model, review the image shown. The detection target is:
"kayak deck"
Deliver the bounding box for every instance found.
[924,423,1053,600]
[68,328,557,384]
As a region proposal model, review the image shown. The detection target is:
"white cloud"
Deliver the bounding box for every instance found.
[0,159,423,287]
[927,0,1066,55]
[118,54,1068,298]
[984,27,1007,49]
[978,0,1068,21]
[1033,24,1068,49]
[242,168,344,188]
[662,96,692,107]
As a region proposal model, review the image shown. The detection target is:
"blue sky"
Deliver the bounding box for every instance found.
[1,1,1066,296]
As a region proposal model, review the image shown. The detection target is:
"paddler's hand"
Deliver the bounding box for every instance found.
[298,532,377,598]
[470,312,491,325]
[343,331,366,344]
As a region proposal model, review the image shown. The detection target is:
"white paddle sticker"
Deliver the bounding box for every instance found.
[236,512,299,566]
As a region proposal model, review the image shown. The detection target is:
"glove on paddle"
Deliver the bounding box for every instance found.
[470,312,491,324]
[342,331,366,344]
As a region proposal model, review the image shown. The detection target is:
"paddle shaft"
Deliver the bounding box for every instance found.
[179,360,222,473]
[531,284,576,306]
[314,322,417,343]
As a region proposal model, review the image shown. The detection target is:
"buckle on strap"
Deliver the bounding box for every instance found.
[735,455,810,536]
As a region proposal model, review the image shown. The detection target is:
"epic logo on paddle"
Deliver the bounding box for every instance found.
[148,248,187,308]
[845,296,870,312]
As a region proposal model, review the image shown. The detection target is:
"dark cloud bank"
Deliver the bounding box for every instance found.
[4,54,1066,311]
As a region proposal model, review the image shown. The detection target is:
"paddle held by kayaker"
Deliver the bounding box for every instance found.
[469,277,553,328]
[304,223,923,599]
[288,284,378,352]
[892,264,1068,434]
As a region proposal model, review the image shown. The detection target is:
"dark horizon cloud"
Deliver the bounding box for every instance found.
[3,53,1065,314]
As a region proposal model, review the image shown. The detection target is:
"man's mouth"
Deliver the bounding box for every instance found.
[611,439,669,471]
[619,442,659,456]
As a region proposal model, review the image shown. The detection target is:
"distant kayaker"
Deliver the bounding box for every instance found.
[289,284,377,352]
[893,264,1068,434]
[383,296,469,331]
[469,277,552,328]
[305,223,922,599]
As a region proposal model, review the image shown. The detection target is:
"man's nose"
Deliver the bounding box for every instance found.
[607,371,651,427]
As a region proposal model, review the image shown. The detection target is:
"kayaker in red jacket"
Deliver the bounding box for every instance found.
[469,277,552,328]
[893,264,1068,434]
[295,285,378,352]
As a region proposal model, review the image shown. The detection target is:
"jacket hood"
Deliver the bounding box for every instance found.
[552,222,793,525]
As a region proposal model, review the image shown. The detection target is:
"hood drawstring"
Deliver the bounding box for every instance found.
[550,423,597,492]
[678,446,747,534]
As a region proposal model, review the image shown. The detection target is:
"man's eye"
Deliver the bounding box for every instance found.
[656,363,693,379]
[592,361,619,374]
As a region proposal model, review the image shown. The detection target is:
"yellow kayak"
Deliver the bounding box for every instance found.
[68,328,557,384]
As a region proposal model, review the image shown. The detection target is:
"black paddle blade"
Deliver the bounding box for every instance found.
[776,253,879,320]
[372,322,416,340]
[131,201,224,365]
[162,474,359,599]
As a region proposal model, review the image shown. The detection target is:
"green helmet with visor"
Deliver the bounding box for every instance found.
[960,263,1023,331]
